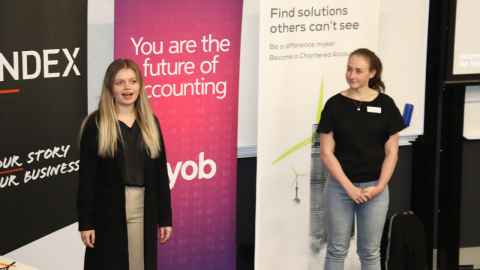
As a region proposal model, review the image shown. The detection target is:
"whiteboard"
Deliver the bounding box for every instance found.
[464,85,480,140]
[452,0,480,75]
[377,0,428,138]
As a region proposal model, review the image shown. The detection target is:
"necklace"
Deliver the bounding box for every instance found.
[353,100,362,111]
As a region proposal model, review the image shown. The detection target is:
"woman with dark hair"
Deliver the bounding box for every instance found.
[317,48,406,270]
[77,58,172,270]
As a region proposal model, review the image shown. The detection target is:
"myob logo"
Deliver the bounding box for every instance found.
[0,47,80,82]
[167,152,217,189]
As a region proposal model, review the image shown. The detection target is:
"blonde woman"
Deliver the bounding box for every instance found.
[77,59,172,270]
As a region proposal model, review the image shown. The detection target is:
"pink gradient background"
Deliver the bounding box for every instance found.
[115,0,243,269]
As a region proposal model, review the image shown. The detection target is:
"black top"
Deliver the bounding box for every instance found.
[316,92,406,182]
[119,120,145,186]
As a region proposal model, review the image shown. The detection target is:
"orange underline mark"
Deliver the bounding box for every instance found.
[0,167,24,175]
[0,89,20,95]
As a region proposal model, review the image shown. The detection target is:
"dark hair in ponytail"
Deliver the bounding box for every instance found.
[350,48,385,92]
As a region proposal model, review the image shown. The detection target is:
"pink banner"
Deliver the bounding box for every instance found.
[115,0,243,269]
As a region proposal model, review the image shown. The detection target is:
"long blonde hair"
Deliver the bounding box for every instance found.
[88,59,161,158]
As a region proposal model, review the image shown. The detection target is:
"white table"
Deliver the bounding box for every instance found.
[0,256,38,270]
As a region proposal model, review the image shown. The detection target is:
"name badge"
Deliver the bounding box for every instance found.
[367,106,382,113]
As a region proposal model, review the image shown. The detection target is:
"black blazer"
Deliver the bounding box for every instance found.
[77,112,172,270]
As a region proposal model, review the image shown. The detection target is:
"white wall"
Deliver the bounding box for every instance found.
[378,0,428,138]
[87,0,114,113]
[464,85,480,139]
[237,0,259,156]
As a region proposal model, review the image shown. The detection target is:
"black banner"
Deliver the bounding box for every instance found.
[0,0,87,253]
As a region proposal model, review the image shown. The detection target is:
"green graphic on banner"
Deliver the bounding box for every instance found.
[272,80,324,165]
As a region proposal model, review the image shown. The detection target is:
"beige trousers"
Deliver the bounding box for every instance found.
[125,186,145,270]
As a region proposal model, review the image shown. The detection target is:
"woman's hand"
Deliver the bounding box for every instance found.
[345,185,369,204]
[80,230,95,248]
[159,226,172,244]
[361,185,384,200]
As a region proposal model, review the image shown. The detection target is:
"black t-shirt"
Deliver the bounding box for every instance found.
[119,120,145,186]
[316,92,406,182]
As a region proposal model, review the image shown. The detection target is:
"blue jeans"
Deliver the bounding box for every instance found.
[324,178,389,270]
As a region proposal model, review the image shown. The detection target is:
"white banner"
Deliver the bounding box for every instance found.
[256,1,380,269]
